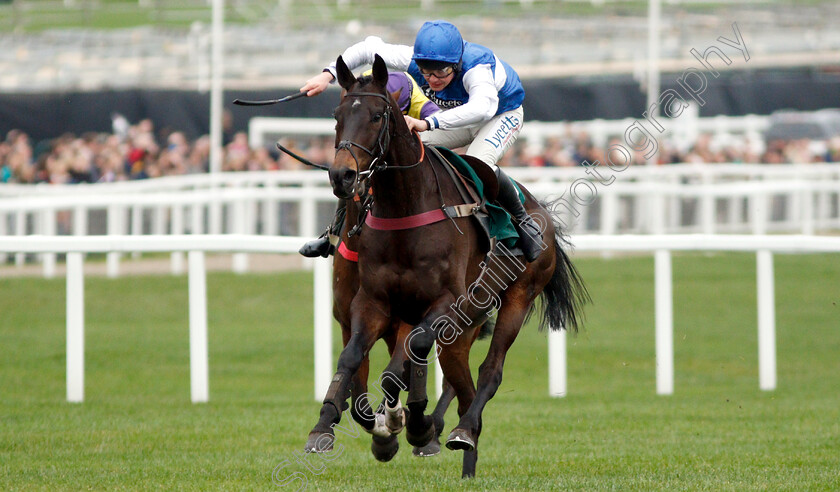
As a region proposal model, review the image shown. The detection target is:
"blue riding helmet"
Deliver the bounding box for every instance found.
[412,20,464,65]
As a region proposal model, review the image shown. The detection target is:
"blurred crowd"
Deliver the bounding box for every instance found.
[2,118,839,185]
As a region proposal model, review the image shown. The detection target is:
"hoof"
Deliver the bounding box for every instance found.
[304,431,334,453]
[412,436,441,457]
[445,428,475,451]
[406,420,435,448]
[371,434,399,462]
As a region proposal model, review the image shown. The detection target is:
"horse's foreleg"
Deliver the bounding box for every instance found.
[380,325,410,431]
[305,306,388,453]
[404,357,436,447]
[402,294,458,448]
[337,320,378,433]
[411,378,453,457]
[367,328,408,463]
[349,356,376,431]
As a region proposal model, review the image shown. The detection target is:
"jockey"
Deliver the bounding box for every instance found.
[300,20,543,262]
[299,71,440,258]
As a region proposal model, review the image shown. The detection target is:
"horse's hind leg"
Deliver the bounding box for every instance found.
[446,295,531,477]
[415,316,485,458]
[435,333,478,477]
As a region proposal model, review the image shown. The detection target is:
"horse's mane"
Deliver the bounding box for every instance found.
[350,75,393,102]
[346,74,399,116]
[356,74,374,86]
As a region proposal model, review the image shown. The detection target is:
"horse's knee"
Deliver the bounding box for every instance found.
[380,359,408,405]
[336,336,367,374]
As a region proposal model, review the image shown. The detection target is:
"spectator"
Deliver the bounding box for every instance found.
[4,116,840,186]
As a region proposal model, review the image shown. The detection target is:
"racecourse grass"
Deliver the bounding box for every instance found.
[1,253,839,491]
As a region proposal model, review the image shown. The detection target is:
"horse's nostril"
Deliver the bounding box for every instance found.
[329,167,354,184]
[329,167,358,198]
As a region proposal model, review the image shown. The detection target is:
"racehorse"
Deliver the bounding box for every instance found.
[305,54,587,478]
[332,191,492,462]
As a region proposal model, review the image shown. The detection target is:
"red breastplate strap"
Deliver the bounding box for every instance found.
[337,241,359,262]
[364,209,448,231]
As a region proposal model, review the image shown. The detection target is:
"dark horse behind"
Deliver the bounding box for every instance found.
[304,54,588,478]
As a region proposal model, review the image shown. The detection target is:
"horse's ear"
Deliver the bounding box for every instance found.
[372,54,388,89]
[335,56,356,91]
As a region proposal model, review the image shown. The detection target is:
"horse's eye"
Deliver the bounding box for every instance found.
[371,113,382,122]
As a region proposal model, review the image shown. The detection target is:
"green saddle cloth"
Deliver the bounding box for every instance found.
[435,147,524,248]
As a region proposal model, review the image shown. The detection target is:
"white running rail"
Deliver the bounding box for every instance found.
[2,233,838,403]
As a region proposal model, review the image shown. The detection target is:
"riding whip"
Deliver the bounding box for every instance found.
[232,91,308,106]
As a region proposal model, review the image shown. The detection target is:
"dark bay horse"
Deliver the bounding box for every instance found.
[332,187,490,462]
[306,54,587,478]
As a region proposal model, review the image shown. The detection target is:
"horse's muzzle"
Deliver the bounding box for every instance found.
[329,167,357,199]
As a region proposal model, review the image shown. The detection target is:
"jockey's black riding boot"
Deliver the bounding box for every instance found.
[299,200,347,258]
[494,168,545,262]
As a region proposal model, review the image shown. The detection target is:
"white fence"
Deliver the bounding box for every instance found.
[248,113,770,155]
[3,233,838,404]
[2,165,840,278]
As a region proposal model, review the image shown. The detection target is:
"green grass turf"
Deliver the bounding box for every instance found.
[1,253,838,490]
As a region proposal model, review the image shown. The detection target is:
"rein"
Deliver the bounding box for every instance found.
[275,141,330,171]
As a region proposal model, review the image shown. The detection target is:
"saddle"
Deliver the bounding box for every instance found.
[425,146,525,257]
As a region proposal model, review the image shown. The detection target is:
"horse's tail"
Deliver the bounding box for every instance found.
[533,199,590,333]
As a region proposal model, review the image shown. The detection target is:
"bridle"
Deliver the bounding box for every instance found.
[335,89,426,236]
[335,91,394,182]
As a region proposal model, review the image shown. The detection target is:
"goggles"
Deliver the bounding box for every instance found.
[418,65,455,80]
